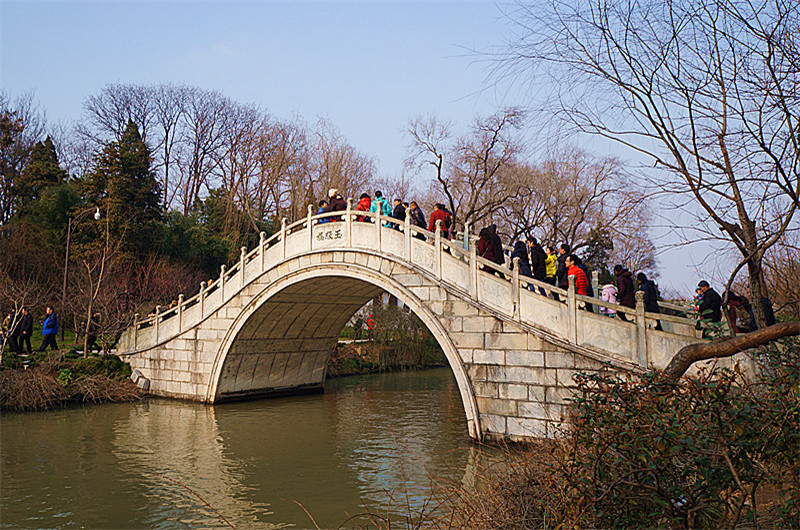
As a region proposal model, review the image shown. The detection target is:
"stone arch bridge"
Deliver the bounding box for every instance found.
[118,205,721,442]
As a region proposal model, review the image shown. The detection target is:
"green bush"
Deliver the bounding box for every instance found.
[56,368,73,386]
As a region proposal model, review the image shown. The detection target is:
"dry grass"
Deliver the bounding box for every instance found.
[0,365,144,412]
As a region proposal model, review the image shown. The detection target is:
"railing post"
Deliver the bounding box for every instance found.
[133,313,140,349]
[346,198,353,247]
[592,270,600,302]
[240,246,247,288]
[154,305,161,343]
[220,265,226,300]
[307,204,314,250]
[375,207,382,250]
[259,231,266,272]
[464,222,471,252]
[404,208,412,262]
[567,275,577,344]
[178,294,184,332]
[199,281,206,318]
[636,290,648,367]
[435,220,442,280]
[280,217,287,260]
[512,257,521,320]
[470,235,478,299]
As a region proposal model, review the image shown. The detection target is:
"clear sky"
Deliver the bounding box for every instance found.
[2,1,510,178]
[2,0,728,294]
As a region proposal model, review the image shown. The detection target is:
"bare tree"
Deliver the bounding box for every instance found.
[496,0,799,327]
[406,109,525,230]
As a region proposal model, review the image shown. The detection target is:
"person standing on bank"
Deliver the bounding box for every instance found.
[39,306,58,351]
[19,307,33,355]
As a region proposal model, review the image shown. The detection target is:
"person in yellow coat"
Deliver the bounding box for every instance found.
[544,245,557,286]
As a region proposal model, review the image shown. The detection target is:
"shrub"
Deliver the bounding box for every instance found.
[441,339,799,528]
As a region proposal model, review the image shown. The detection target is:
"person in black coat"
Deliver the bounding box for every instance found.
[527,237,547,295]
[18,307,33,354]
[697,280,722,322]
[510,241,534,291]
[554,243,571,301]
[614,265,635,322]
[391,198,406,230]
[637,272,662,331]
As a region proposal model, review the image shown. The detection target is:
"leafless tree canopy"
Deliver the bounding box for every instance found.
[77,83,379,224]
[496,0,799,325]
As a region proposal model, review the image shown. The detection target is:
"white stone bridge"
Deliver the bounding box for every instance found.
[118,204,719,442]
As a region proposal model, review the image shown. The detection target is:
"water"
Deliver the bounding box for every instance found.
[1,368,485,528]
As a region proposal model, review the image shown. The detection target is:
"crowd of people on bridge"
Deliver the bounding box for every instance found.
[314,190,778,334]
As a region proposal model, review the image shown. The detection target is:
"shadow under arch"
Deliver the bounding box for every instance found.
[206,260,482,440]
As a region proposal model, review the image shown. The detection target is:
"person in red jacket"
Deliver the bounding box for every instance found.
[565,254,589,296]
[427,203,451,239]
[355,193,372,222]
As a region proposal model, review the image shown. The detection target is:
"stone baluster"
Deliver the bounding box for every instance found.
[592,270,600,303]
[199,281,206,318]
[133,313,139,350]
[178,294,184,332]
[259,231,266,271]
[346,198,353,247]
[567,275,577,344]
[469,234,478,299]
[154,305,161,343]
[375,206,382,249]
[220,265,226,300]
[512,257,521,320]
[435,220,442,280]
[307,204,314,250]
[240,246,247,288]
[636,290,647,367]
[464,222,471,252]
[281,217,287,260]
[404,208,412,261]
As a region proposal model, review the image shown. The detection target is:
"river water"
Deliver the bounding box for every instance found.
[1,368,487,528]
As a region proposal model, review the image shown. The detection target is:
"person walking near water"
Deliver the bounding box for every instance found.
[39,306,58,351]
[18,307,33,355]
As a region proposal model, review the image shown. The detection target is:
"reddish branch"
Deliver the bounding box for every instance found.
[664,322,800,380]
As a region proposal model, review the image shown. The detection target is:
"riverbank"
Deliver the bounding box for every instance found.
[0,352,144,412]
[326,338,447,377]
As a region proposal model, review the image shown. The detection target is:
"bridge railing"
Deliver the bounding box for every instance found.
[122,200,702,368]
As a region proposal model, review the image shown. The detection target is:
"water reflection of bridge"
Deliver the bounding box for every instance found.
[118,204,738,442]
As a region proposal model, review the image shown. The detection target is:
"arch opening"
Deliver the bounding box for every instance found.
[208,264,481,439]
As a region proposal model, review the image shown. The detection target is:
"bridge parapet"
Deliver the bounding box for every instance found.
[120,205,701,372]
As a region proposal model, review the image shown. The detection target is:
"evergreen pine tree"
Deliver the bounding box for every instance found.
[84,119,161,256]
[17,137,67,213]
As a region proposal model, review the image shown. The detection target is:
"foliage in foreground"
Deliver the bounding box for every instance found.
[438,340,799,529]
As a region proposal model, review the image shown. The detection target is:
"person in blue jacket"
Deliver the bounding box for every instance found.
[370,190,393,226]
[39,305,58,351]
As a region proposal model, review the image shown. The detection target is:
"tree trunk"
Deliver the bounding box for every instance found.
[664,322,800,380]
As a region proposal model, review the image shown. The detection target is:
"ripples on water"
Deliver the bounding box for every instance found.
[1,368,487,528]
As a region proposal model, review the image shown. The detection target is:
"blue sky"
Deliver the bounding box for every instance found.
[2,1,731,294]
[2,1,509,178]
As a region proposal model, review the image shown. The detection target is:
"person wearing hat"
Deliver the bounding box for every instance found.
[697,280,722,322]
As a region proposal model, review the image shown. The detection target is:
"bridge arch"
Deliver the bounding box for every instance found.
[206,258,482,439]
